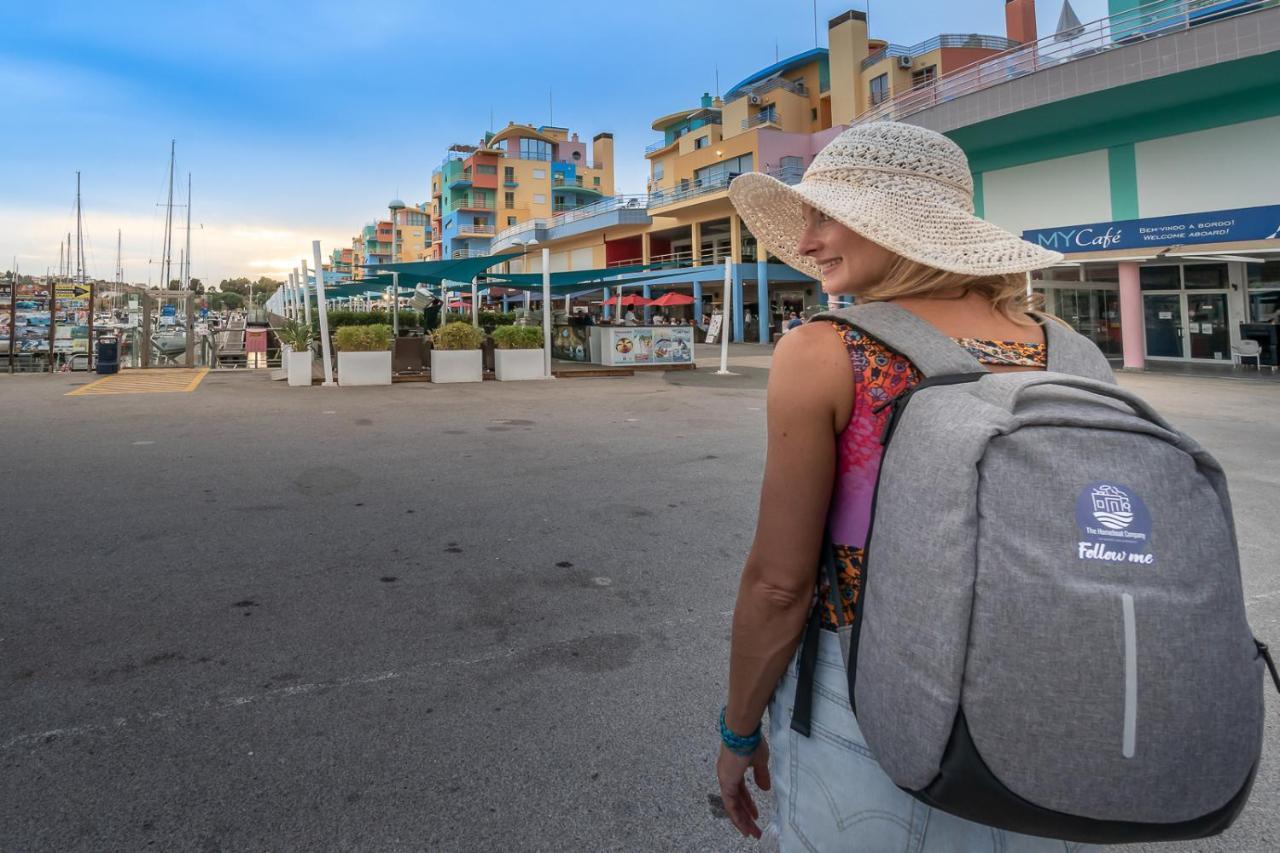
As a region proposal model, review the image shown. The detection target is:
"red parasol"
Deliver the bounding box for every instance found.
[648,292,695,307]
[600,294,651,307]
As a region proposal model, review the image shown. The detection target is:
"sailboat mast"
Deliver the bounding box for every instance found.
[160,140,175,289]
[183,173,192,290]
[75,171,84,286]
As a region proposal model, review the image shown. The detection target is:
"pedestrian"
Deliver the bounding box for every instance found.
[423,296,441,331]
[785,311,803,332]
[716,122,1096,850]
[623,308,637,326]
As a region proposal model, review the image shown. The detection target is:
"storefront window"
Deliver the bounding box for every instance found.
[1032,266,1081,282]
[1048,287,1122,357]
[1248,260,1280,322]
[1183,263,1228,289]
[1081,263,1119,284]
[1139,266,1180,291]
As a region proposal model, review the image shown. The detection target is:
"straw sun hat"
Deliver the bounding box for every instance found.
[728,121,1062,278]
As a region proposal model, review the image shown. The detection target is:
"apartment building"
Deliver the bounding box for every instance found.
[428,124,615,261]
[347,203,433,278]
[487,6,1024,340]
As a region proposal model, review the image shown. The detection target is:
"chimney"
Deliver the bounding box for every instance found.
[827,10,869,126]
[1005,0,1037,44]
[700,92,713,109]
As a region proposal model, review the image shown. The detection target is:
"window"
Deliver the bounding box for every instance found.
[811,107,818,121]
[1139,266,1180,291]
[476,164,497,175]
[652,162,664,181]
[870,73,889,105]
[504,166,515,182]
[533,194,546,204]
[911,65,937,88]
[694,153,754,187]
[507,216,518,226]
[572,151,581,160]
[593,176,600,186]
[1183,263,1229,289]
[505,191,515,209]
[694,136,710,150]
[519,138,552,160]
[532,168,546,179]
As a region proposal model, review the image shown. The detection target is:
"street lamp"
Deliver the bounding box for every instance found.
[512,237,552,379]
[388,198,405,339]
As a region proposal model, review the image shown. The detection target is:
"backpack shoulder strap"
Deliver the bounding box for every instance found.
[1036,313,1116,384]
[813,302,986,378]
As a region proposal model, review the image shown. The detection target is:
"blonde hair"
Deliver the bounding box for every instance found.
[858,255,1041,323]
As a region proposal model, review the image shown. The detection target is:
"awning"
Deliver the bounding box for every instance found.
[482,264,648,287]
[364,253,524,284]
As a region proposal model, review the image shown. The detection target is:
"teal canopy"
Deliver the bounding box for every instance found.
[481,264,648,287]
[364,253,523,285]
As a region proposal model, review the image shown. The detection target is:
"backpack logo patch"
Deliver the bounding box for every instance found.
[1075,483,1154,564]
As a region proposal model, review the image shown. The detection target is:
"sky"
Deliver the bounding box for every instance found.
[0,0,1108,287]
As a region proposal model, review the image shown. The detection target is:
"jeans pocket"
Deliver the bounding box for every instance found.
[785,727,921,853]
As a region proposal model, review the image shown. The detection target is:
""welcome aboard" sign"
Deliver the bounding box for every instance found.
[1022,204,1280,254]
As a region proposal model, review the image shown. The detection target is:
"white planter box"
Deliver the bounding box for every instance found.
[338,351,392,386]
[287,349,313,387]
[430,349,483,383]
[494,348,546,381]
[271,344,291,381]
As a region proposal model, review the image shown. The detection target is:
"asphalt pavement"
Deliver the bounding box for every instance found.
[1,357,1277,852]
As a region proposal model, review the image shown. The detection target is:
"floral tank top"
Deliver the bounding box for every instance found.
[819,325,1048,631]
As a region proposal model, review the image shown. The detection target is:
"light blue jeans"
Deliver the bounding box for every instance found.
[765,630,1098,853]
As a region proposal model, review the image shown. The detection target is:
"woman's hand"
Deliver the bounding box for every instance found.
[716,739,772,839]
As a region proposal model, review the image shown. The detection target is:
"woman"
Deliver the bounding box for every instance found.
[716,123,1098,851]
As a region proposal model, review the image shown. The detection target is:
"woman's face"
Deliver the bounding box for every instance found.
[796,204,895,296]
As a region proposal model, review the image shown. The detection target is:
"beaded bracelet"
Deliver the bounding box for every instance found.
[719,707,762,756]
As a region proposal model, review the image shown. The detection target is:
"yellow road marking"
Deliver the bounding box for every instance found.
[66,368,210,397]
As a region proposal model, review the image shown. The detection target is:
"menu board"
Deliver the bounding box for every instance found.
[610,328,653,365]
[55,282,92,354]
[649,326,694,364]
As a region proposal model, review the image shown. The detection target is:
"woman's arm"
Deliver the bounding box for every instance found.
[725,321,852,735]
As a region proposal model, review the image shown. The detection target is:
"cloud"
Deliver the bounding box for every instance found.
[0,206,348,284]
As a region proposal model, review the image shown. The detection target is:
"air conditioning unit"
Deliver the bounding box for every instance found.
[748,94,762,105]
[897,55,914,69]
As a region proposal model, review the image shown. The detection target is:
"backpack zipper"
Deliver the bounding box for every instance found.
[1258,639,1280,695]
[843,372,986,715]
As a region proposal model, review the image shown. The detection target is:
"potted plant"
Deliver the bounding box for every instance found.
[491,324,545,381]
[335,324,392,386]
[277,320,314,387]
[430,321,485,383]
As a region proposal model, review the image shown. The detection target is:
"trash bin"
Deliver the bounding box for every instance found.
[96,337,120,375]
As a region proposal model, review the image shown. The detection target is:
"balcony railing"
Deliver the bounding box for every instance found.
[512,151,552,161]
[551,194,649,228]
[645,138,674,155]
[857,0,1277,124]
[860,34,1022,70]
[738,76,809,100]
[766,164,805,185]
[648,173,734,209]
[458,224,495,236]
[741,110,781,130]
[451,249,488,259]
[454,199,495,211]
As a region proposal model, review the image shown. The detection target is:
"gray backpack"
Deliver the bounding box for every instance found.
[790,302,1279,844]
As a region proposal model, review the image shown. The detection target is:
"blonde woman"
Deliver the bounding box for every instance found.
[716,123,1100,851]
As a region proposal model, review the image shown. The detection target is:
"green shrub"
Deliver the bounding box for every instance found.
[317,310,418,332]
[491,325,543,350]
[479,310,517,329]
[334,324,392,352]
[276,319,313,350]
[432,321,485,351]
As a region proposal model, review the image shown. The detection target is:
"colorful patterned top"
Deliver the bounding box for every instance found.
[819,324,1048,631]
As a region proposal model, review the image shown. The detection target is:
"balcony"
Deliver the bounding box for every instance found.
[448,176,472,190]
[455,199,495,211]
[458,224,496,236]
[740,77,809,99]
[645,138,675,155]
[856,0,1278,125]
[648,173,734,209]
[766,164,805,185]
[452,249,489,259]
[860,34,1022,70]
[741,110,781,130]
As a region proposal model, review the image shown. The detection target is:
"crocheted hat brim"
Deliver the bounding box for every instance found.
[729,171,1063,278]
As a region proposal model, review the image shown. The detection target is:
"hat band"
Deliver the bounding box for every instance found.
[804,163,972,198]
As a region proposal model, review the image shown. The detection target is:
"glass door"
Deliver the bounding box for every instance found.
[1186,293,1230,361]
[1143,293,1184,359]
